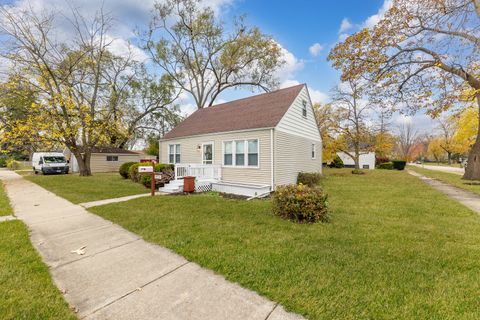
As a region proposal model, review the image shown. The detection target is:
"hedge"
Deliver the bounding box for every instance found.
[119,162,137,179]
[297,172,322,187]
[392,160,407,170]
[377,162,394,170]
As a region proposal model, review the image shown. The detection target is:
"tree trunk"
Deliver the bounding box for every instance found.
[447,152,452,165]
[463,93,480,180]
[73,151,92,176]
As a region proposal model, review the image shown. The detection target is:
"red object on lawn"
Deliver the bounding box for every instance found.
[183,176,195,193]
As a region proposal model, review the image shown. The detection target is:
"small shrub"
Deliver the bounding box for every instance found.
[272,184,329,223]
[375,156,390,166]
[0,156,8,168]
[140,174,153,188]
[351,169,366,175]
[377,162,394,170]
[297,172,322,187]
[155,163,174,172]
[128,162,154,182]
[6,159,21,170]
[392,160,407,170]
[119,162,137,179]
[330,155,344,168]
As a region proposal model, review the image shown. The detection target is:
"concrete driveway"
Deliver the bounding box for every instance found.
[0,170,303,320]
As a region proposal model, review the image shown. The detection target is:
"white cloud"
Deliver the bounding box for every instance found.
[363,0,393,28]
[308,43,323,57]
[338,18,353,34]
[274,44,304,82]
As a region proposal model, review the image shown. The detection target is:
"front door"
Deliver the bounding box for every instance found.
[202,143,213,164]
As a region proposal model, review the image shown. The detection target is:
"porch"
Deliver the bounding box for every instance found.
[159,163,271,197]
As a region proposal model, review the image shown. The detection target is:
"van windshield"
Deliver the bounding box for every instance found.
[43,156,66,164]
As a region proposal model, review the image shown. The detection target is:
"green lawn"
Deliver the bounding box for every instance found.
[0,216,75,319]
[0,181,13,216]
[23,172,148,204]
[89,169,480,319]
[408,165,480,196]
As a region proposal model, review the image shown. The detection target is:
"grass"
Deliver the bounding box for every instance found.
[0,181,13,216]
[0,194,75,319]
[408,165,480,196]
[89,168,480,319]
[23,172,148,204]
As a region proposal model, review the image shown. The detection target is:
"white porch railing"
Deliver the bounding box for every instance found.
[175,164,222,180]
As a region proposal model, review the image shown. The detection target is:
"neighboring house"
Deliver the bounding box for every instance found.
[65,147,144,173]
[159,84,322,196]
[337,152,376,170]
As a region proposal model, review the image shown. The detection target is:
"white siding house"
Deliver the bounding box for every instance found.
[159,84,322,196]
[337,152,376,170]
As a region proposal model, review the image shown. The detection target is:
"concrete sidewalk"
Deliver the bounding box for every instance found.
[409,163,464,175]
[408,170,480,214]
[0,170,303,320]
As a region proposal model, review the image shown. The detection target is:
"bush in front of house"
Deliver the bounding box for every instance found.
[128,162,155,182]
[155,163,174,172]
[272,184,329,223]
[297,172,322,187]
[377,162,394,170]
[392,160,407,170]
[119,162,137,179]
[140,174,153,188]
[330,155,344,168]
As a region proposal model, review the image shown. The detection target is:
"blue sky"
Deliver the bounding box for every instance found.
[0,0,435,130]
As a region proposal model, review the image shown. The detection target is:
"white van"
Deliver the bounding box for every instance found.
[32,152,69,174]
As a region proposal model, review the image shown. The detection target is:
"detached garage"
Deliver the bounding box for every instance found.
[65,147,143,173]
[336,152,376,170]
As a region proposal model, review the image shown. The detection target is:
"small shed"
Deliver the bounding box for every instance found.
[337,152,376,170]
[65,147,142,173]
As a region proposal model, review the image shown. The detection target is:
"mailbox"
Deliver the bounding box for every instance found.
[138,166,153,173]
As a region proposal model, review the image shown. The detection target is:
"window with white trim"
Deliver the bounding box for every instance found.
[223,139,259,167]
[311,143,316,159]
[202,143,213,164]
[168,144,181,164]
[302,100,308,117]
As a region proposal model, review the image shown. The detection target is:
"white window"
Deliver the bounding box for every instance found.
[168,144,181,164]
[311,143,316,159]
[235,140,245,166]
[202,143,213,164]
[224,141,233,165]
[302,100,307,118]
[223,139,259,167]
[248,140,258,166]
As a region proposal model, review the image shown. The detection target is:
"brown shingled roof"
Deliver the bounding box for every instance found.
[162,84,305,140]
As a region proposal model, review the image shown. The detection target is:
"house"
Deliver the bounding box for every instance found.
[336,152,376,170]
[65,147,146,173]
[158,84,322,196]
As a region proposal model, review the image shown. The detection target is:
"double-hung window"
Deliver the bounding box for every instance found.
[168,144,181,164]
[223,139,259,167]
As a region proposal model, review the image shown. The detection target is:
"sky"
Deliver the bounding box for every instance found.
[0,0,437,132]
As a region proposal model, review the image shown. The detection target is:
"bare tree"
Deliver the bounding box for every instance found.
[331,79,375,169]
[437,118,457,165]
[396,122,418,161]
[145,0,284,109]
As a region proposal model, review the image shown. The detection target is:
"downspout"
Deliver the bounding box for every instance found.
[270,128,275,190]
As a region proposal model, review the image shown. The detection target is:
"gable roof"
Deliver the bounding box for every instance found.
[162,84,305,140]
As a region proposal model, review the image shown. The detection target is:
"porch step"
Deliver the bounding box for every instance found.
[159,180,184,193]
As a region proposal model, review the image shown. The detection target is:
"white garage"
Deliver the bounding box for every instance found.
[336,152,376,170]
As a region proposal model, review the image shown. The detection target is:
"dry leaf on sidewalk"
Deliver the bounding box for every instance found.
[70,246,86,255]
